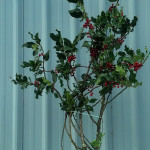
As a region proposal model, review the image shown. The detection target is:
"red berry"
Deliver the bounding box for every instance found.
[90,93,93,96]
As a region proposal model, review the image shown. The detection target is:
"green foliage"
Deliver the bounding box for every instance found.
[91,132,105,149]
[13,0,149,105]
[12,0,149,130]
[12,74,31,89]
[12,1,150,149]
[21,59,42,72]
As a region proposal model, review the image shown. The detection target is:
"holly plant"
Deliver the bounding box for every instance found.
[12,0,149,149]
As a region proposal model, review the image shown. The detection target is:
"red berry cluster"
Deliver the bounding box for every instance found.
[86,32,92,38]
[83,18,95,29]
[102,44,108,50]
[34,80,40,87]
[98,63,115,72]
[104,81,123,88]
[68,55,76,63]
[67,55,76,76]
[123,61,142,71]
[117,36,126,45]
[52,83,55,91]
[55,68,59,74]
[99,65,103,71]
[121,12,123,16]
[87,85,94,96]
[109,4,116,12]
[129,62,142,71]
[90,47,99,58]
[106,63,116,71]
[90,44,109,59]
[39,53,44,57]
[90,93,94,96]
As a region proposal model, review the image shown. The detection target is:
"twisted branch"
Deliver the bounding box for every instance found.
[65,115,82,150]
[61,114,67,150]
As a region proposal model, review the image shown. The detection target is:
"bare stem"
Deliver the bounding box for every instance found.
[54,88,64,101]
[106,92,112,103]
[73,114,80,128]
[69,114,72,141]
[79,113,87,150]
[73,74,79,85]
[72,114,92,148]
[71,118,80,136]
[96,96,106,140]
[65,115,82,150]
[71,118,92,150]
[83,60,92,82]
[43,70,51,72]
[67,80,73,92]
[61,114,67,150]
[91,97,103,108]
[106,87,127,105]
[87,110,97,125]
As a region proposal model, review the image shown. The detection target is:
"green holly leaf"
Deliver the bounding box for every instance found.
[52,73,57,83]
[33,49,39,56]
[116,65,126,76]
[28,32,34,39]
[42,78,51,86]
[22,42,35,48]
[133,81,142,88]
[34,88,42,99]
[96,73,109,85]
[43,50,50,61]
[129,71,137,83]
[69,8,83,18]
[64,38,72,47]
[91,140,100,149]
[73,31,86,45]
[108,0,118,2]
[89,98,97,103]
[82,41,91,49]
[34,33,41,44]
[32,43,38,50]
[124,46,134,57]
[57,53,66,61]
[67,0,79,3]
[118,51,126,57]
[12,74,30,89]
[50,33,59,42]
[131,16,138,27]
[85,105,93,111]
[34,56,40,64]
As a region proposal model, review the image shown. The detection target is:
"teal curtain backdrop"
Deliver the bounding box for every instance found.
[0,0,150,150]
